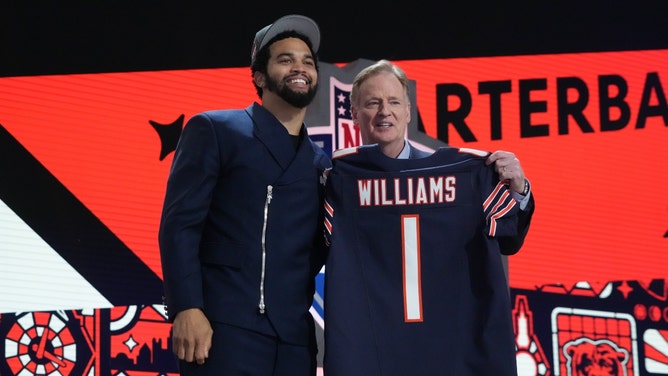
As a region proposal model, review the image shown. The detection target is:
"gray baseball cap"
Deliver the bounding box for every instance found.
[251,15,320,65]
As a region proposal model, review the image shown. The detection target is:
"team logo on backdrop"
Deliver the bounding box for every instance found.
[556,309,636,375]
[564,338,630,376]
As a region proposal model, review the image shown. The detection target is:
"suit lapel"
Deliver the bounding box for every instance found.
[246,103,295,170]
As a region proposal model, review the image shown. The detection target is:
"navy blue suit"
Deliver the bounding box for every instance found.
[159,102,331,372]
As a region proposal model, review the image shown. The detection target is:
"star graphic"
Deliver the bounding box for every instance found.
[124,335,138,351]
[337,92,347,103]
[150,114,185,161]
[616,280,633,299]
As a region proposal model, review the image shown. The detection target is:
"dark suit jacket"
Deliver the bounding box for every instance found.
[407,141,534,255]
[159,103,331,345]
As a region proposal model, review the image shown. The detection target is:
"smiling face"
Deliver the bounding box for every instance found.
[256,37,318,109]
[351,70,411,158]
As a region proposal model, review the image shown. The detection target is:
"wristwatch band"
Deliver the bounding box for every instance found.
[521,179,530,196]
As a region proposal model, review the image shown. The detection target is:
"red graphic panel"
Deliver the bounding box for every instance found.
[393,50,668,288]
[109,305,176,375]
[0,68,255,279]
[0,49,666,376]
[1,51,666,292]
[4,311,89,375]
[552,307,638,375]
[643,329,668,373]
[513,295,551,375]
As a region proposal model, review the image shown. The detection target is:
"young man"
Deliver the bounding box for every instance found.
[323,60,535,375]
[159,15,330,376]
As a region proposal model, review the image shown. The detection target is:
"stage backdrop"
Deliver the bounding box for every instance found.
[1,49,666,375]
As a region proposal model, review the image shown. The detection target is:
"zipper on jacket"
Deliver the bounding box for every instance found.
[258,185,272,314]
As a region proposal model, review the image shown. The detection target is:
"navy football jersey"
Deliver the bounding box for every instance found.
[323,145,519,375]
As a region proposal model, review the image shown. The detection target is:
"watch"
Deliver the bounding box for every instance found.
[521,179,530,196]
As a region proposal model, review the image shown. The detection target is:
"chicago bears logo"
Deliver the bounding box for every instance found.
[563,338,629,376]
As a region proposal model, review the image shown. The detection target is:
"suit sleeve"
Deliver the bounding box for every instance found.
[158,113,220,321]
[498,193,535,255]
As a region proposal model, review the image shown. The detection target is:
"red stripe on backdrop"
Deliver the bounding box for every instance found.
[1,50,666,290]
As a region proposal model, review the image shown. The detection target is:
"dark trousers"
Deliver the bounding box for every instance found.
[178,321,317,376]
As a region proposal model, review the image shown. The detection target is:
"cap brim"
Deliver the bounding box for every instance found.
[260,15,320,54]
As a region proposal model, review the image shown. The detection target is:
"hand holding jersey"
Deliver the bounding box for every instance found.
[487,150,530,197]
